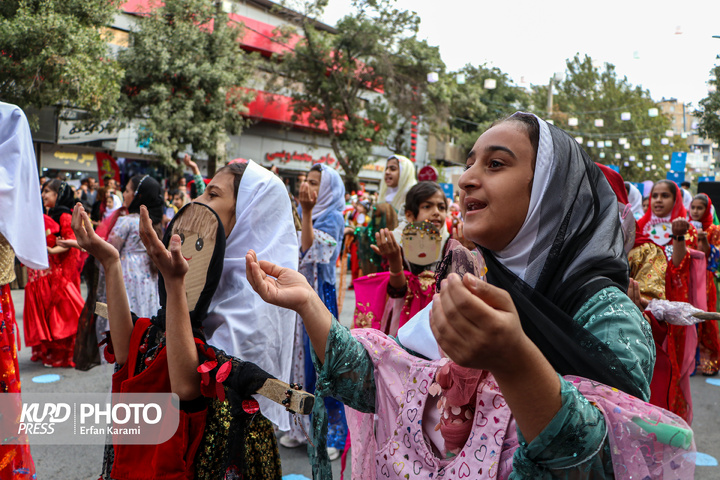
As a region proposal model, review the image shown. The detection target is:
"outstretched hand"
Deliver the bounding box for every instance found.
[371,228,402,260]
[138,206,188,282]
[245,250,314,313]
[71,203,119,267]
[430,273,527,371]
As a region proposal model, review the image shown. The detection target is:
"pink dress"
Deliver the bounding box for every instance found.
[346,328,695,480]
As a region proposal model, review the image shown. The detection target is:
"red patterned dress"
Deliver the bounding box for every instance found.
[0,236,35,480]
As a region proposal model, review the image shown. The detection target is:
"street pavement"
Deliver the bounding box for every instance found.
[10,278,720,479]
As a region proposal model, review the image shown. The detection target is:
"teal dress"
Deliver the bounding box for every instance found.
[312,287,656,478]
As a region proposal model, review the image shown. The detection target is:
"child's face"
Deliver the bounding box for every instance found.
[106,196,114,208]
[305,170,322,198]
[173,194,184,209]
[194,171,237,237]
[690,199,706,221]
[405,191,448,232]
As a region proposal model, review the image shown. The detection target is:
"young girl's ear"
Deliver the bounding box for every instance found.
[405,210,416,223]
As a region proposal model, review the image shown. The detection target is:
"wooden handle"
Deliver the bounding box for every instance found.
[95,302,108,318]
[257,378,314,415]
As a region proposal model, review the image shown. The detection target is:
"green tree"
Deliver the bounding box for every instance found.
[118,0,256,174]
[442,64,531,153]
[696,65,720,146]
[534,54,684,182]
[0,0,122,125]
[272,0,441,190]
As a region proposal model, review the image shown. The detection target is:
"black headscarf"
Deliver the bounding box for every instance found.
[127,175,164,225]
[48,181,75,224]
[480,113,640,398]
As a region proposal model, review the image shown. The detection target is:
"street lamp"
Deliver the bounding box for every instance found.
[547,72,564,117]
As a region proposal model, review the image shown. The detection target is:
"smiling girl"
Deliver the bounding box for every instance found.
[246,113,694,479]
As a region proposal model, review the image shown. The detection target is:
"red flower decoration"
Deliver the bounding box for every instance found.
[242,399,260,414]
[197,360,217,386]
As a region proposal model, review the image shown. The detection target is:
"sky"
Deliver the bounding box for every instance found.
[320,0,720,110]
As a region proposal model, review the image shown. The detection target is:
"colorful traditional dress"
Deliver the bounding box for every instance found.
[101,202,281,480]
[23,213,83,367]
[637,181,700,422]
[0,238,36,480]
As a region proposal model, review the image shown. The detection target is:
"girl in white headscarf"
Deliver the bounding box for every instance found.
[198,160,299,432]
[377,154,417,213]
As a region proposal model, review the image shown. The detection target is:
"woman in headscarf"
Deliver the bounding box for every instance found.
[637,180,700,421]
[377,154,417,214]
[246,112,695,479]
[281,164,348,458]
[23,179,84,368]
[198,160,299,436]
[688,193,720,376]
[0,101,43,479]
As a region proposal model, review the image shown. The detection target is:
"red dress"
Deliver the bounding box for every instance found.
[23,214,83,367]
[637,181,699,423]
[0,284,35,480]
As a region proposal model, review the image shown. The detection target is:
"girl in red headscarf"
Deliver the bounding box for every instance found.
[637,180,699,422]
[688,193,720,375]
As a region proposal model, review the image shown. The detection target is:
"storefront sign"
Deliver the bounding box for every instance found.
[265,150,340,169]
[58,119,117,144]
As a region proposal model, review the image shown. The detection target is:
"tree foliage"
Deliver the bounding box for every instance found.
[534,54,684,182]
[696,65,720,147]
[441,64,531,153]
[273,0,441,189]
[0,0,122,124]
[117,0,256,173]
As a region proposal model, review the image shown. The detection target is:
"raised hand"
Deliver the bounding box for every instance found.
[430,273,525,371]
[245,250,314,313]
[138,206,188,282]
[671,217,689,238]
[298,181,318,212]
[371,228,402,259]
[71,203,119,268]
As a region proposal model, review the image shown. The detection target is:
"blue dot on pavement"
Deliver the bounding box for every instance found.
[696,452,719,467]
[706,378,720,387]
[282,476,311,480]
[31,374,61,384]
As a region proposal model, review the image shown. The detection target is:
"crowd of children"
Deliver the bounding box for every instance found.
[4,102,715,479]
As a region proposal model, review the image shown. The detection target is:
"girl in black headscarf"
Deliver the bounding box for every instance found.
[106,175,164,318]
[245,113,696,479]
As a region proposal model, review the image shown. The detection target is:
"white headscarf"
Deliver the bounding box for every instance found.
[0,102,48,270]
[626,182,643,219]
[377,155,417,213]
[493,115,554,284]
[204,160,299,430]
